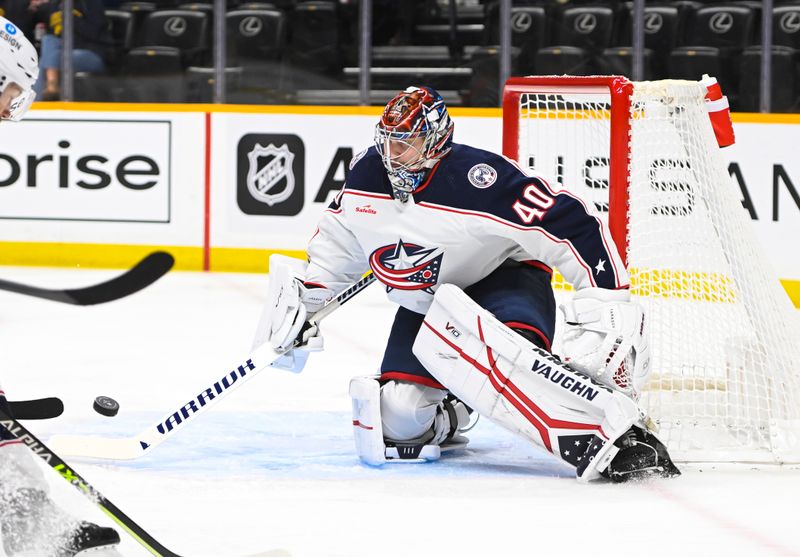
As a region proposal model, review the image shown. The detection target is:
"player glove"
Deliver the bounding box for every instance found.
[257,253,334,353]
[559,288,651,399]
[269,279,332,353]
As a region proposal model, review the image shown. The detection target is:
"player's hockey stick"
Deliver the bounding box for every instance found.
[8,397,64,420]
[0,251,174,305]
[0,408,288,557]
[48,273,377,461]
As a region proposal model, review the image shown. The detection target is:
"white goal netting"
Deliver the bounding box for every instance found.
[509,77,800,463]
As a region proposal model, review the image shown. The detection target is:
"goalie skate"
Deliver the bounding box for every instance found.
[384,434,470,463]
[603,426,681,483]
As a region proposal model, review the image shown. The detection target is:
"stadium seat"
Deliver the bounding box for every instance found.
[120,1,156,11]
[597,47,656,80]
[225,9,287,95]
[485,5,546,73]
[118,1,156,46]
[774,6,800,50]
[465,45,520,107]
[185,66,244,102]
[74,72,111,102]
[370,45,452,67]
[737,45,798,112]
[617,5,682,78]
[553,6,615,53]
[684,4,756,49]
[140,10,209,65]
[288,1,340,76]
[226,9,286,63]
[105,10,135,71]
[122,46,185,102]
[178,3,213,13]
[669,45,725,85]
[534,45,594,75]
[676,4,757,99]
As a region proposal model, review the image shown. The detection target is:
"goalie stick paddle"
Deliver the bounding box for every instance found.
[0,251,175,305]
[48,272,377,461]
[8,397,64,420]
[0,409,288,557]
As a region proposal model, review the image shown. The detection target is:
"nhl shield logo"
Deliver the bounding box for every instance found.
[237,133,305,216]
[246,143,295,206]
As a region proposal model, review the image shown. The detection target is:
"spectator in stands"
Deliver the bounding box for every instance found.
[0,0,35,37]
[30,0,109,100]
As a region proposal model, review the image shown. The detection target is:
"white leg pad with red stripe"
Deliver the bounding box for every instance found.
[413,284,643,482]
[349,376,387,466]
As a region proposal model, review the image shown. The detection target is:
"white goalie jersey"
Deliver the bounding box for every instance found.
[305,143,629,314]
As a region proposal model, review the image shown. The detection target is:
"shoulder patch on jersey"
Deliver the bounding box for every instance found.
[467,163,497,189]
[350,148,369,170]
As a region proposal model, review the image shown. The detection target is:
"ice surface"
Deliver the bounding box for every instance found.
[0,267,798,557]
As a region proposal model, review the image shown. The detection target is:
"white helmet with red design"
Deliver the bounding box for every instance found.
[374,86,454,201]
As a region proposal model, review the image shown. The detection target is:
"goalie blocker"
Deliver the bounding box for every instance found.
[412,284,679,482]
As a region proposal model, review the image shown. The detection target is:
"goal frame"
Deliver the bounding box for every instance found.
[501,75,800,464]
[502,75,634,267]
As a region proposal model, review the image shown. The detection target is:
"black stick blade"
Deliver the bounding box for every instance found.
[0,251,175,306]
[9,397,64,420]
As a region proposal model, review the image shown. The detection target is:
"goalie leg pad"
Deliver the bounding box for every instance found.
[349,377,471,465]
[349,376,387,466]
[413,284,646,482]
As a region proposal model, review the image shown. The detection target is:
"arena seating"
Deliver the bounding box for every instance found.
[76,0,799,109]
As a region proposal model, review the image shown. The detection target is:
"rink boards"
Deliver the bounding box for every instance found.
[0,102,796,306]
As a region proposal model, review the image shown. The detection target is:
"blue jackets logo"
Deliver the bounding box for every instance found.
[369,239,443,293]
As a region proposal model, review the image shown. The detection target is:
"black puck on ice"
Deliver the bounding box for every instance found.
[93,396,120,417]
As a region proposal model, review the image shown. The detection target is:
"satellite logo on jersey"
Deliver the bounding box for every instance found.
[355,204,377,215]
[237,133,305,216]
[468,163,497,188]
[247,143,295,206]
[369,240,443,293]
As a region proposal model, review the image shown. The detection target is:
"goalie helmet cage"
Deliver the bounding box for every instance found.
[502,75,800,463]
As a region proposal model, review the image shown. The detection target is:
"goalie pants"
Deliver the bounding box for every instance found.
[379,260,556,389]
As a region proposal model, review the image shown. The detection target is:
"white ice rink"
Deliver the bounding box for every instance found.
[1,266,799,557]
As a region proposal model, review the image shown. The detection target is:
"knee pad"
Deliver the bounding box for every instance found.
[380,381,446,443]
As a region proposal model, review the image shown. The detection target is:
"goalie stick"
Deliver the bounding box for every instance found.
[8,397,64,420]
[0,408,287,557]
[0,251,174,305]
[48,272,377,461]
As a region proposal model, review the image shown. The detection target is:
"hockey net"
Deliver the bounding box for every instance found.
[503,76,800,463]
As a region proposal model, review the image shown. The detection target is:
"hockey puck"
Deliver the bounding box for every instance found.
[93,396,120,417]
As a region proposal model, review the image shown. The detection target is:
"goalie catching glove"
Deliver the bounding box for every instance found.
[253,254,334,354]
[559,288,650,399]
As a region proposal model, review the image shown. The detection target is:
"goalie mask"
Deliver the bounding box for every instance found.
[374,86,454,202]
[0,17,39,121]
